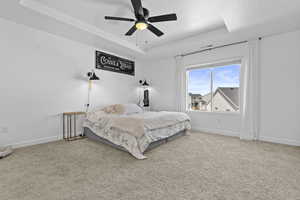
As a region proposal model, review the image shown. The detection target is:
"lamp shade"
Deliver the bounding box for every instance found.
[87,71,99,81]
[90,72,99,81]
[142,80,149,87]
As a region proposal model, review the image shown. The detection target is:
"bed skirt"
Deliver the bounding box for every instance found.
[83,127,187,153]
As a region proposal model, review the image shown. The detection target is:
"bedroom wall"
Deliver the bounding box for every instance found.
[141,58,178,112]
[0,18,142,147]
[259,30,300,145]
[142,29,300,145]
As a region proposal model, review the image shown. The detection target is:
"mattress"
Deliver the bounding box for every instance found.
[84,127,187,154]
[83,120,191,159]
[83,111,191,159]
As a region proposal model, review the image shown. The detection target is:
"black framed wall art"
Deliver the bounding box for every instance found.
[95,51,135,76]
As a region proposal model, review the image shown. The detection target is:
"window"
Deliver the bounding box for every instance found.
[187,61,241,113]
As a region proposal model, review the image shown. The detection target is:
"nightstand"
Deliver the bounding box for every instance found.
[63,112,86,141]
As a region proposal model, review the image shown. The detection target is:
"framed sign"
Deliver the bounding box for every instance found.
[95,51,135,76]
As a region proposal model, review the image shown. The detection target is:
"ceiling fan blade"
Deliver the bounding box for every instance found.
[131,0,144,16]
[125,25,137,36]
[147,24,164,37]
[105,16,135,22]
[148,13,177,23]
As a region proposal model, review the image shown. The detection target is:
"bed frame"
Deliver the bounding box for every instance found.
[84,127,187,153]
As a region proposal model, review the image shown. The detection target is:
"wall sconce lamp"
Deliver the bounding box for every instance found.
[87,70,100,81]
[139,80,149,88]
[86,70,99,112]
[87,70,99,89]
[139,80,150,108]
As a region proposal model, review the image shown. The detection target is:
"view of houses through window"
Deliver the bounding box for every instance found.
[187,61,241,112]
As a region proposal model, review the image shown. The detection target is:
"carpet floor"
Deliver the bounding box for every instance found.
[0,132,300,200]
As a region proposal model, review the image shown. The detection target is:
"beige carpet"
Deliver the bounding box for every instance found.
[0,132,300,200]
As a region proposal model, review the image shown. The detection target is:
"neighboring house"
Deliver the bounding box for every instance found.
[188,87,239,112]
[188,93,208,110]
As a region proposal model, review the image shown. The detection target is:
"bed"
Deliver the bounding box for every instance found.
[83,104,191,159]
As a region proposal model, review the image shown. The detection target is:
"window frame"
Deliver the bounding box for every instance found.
[185,58,243,114]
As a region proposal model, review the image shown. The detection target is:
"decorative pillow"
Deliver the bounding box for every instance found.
[123,104,143,115]
[101,104,125,115]
[86,110,107,122]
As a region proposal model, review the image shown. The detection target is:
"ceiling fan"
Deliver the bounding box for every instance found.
[104,0,177,37]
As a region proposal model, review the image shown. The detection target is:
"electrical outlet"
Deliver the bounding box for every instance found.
[0,127,8,134]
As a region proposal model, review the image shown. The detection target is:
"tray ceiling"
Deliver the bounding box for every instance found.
[0,0,300,58]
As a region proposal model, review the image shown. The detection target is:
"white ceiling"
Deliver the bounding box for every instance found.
[36,0,225,47]
[1,0,300,58]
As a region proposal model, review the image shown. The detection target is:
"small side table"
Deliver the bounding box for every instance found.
[63,112,86,141]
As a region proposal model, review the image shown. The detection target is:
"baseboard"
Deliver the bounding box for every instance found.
[259,136,300,146]
[191,127,240,138]
[192,128,300,146]
[10,135,61,149]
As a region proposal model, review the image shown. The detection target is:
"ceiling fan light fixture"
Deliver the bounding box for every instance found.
[135,21,148,30]
[105,0,177,37]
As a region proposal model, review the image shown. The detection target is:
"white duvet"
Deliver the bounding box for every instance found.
[83,111,191,159]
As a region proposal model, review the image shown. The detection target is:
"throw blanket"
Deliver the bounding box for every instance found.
[85,111,191,159]
[86,111,190,138]
[131,111,191,130]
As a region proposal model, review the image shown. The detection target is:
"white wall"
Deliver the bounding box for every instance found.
[259,30,300,145]
[142,30,300,145]
[140,58,178,111]
[0,18,142,147]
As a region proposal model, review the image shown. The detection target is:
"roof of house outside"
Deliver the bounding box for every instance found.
[189,93,202,97]
[188,87,239,109]
[217,87,239,107]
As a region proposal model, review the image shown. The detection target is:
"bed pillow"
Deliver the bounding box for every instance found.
[86,109,107,122]
[101,104,125,114]
[123,104,143,115]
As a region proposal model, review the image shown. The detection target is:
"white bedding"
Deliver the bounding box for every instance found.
[83,111,191,159]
